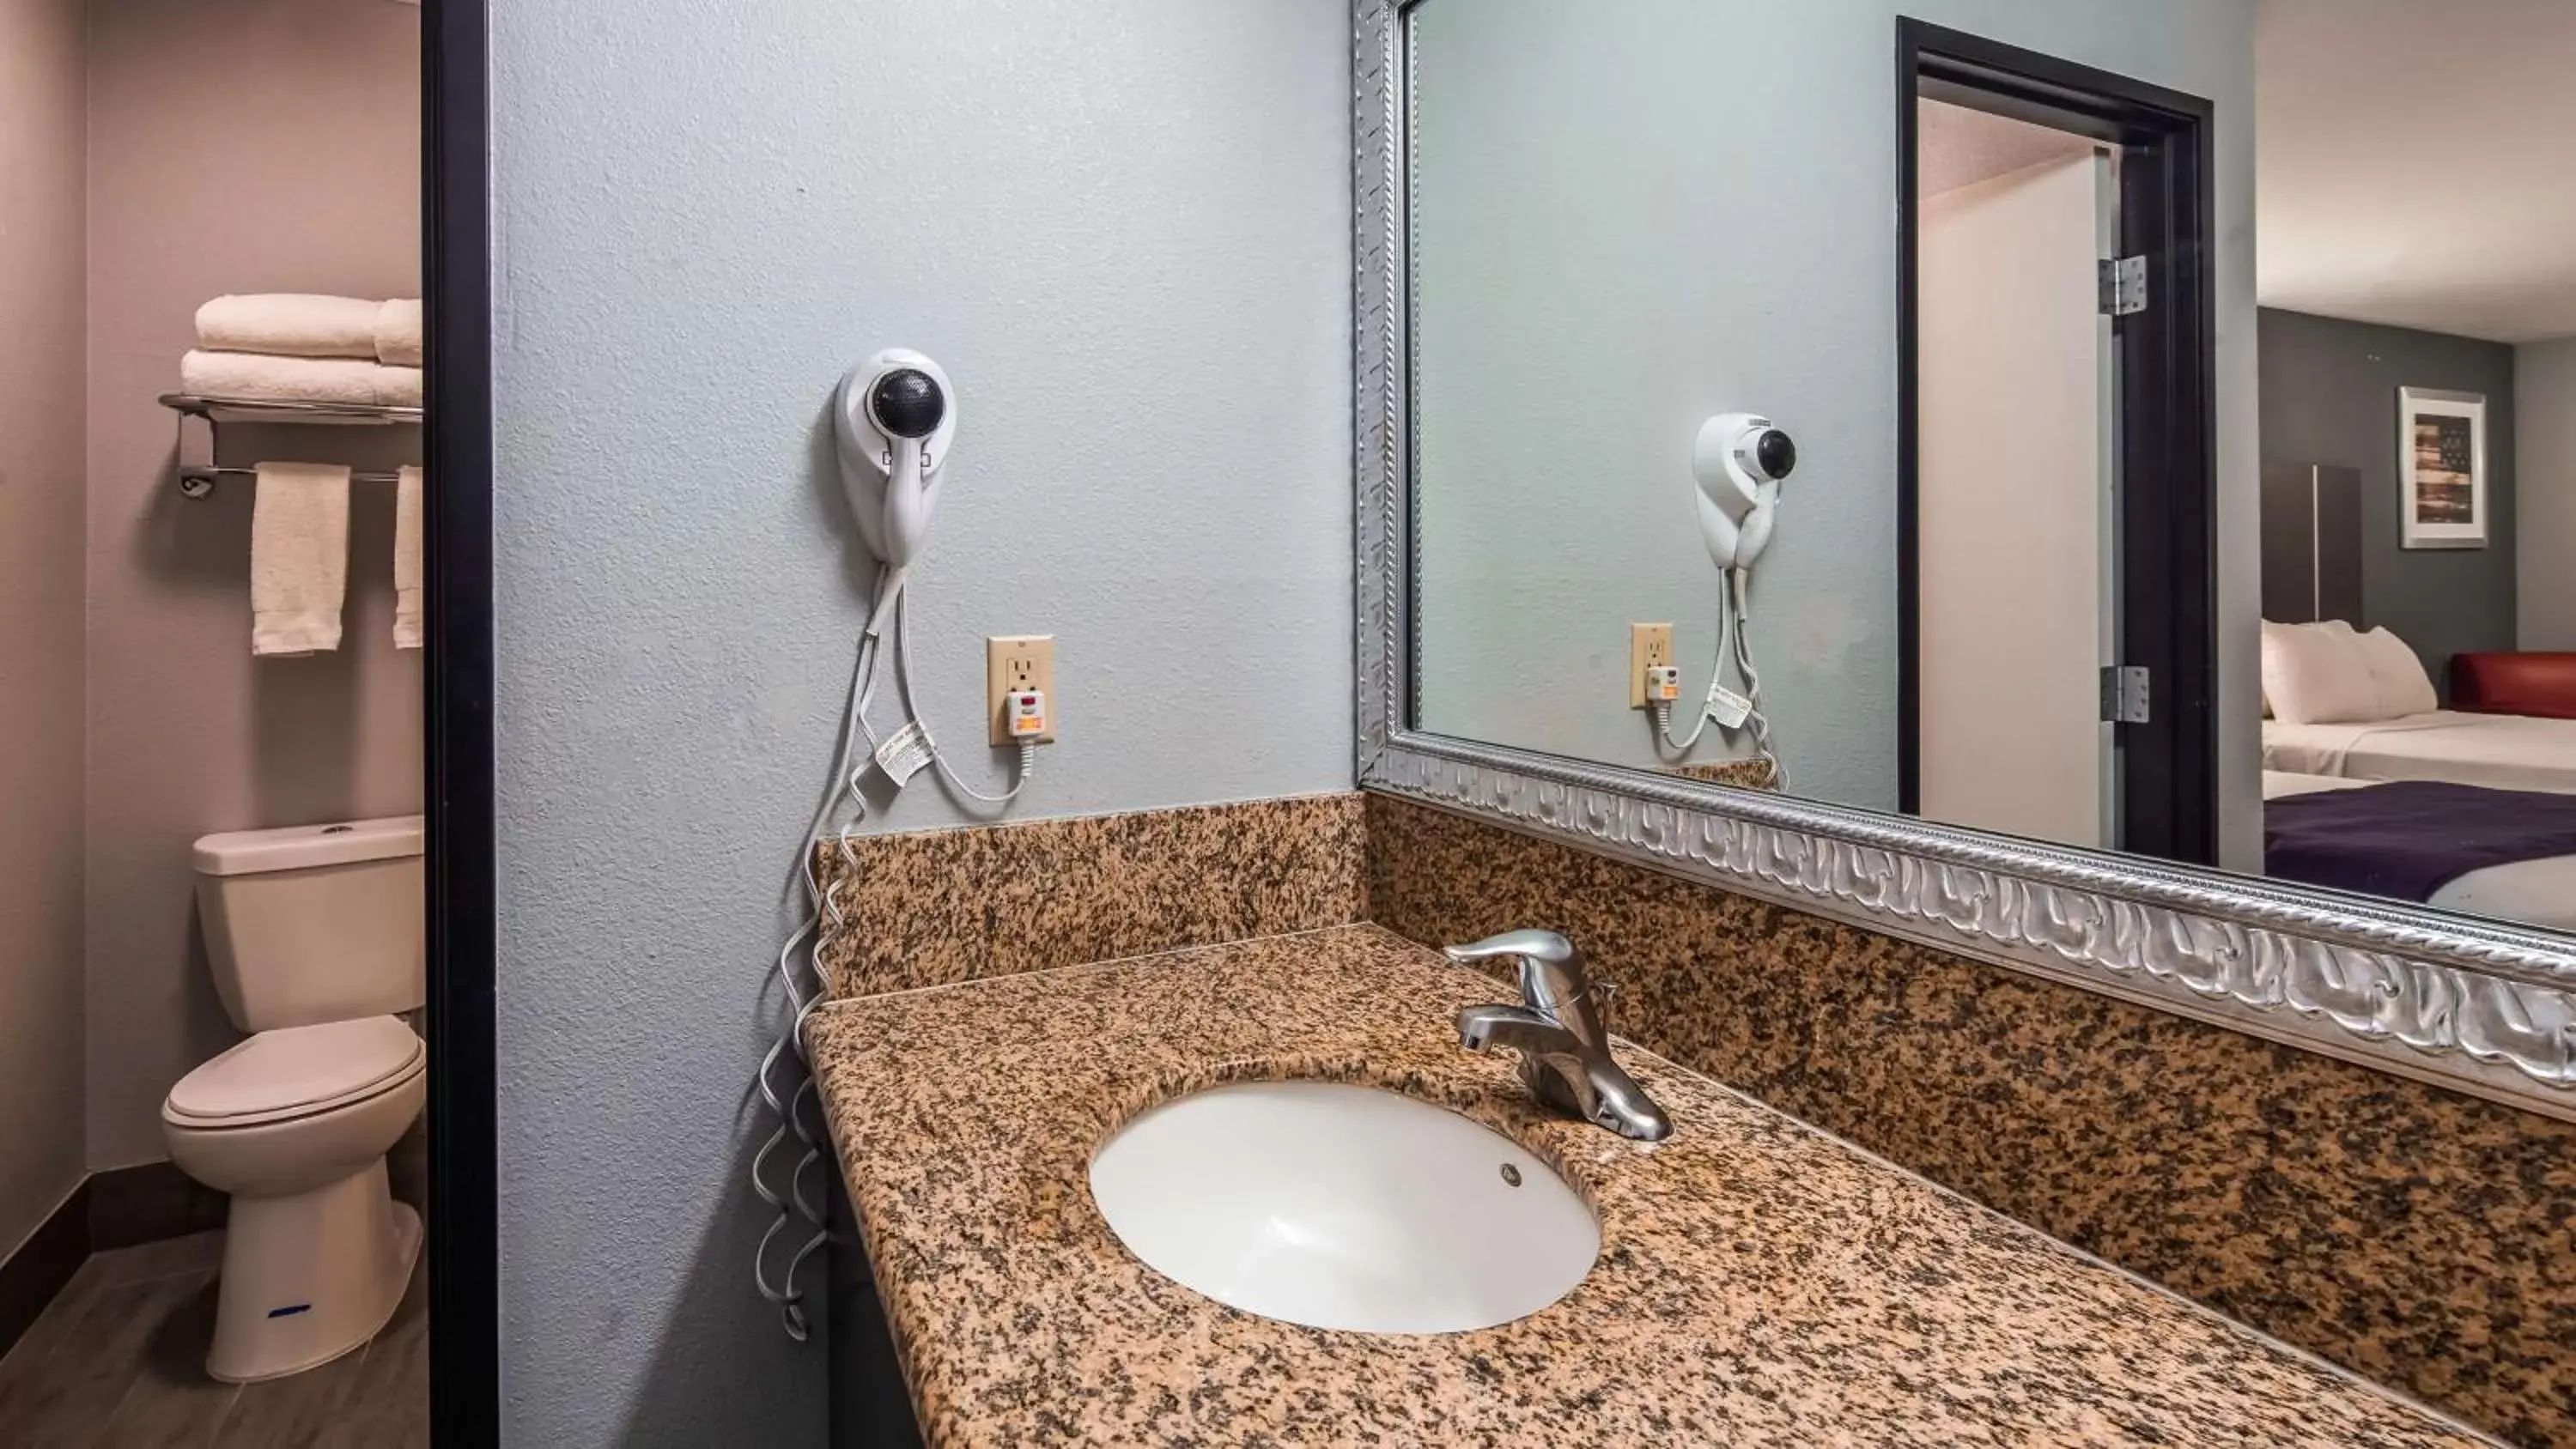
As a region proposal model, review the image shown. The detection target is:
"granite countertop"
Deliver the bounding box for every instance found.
[802,925,2499,1448]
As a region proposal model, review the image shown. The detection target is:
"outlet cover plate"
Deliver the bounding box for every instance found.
[986,635,1058,746]
[1627,623,1674,709]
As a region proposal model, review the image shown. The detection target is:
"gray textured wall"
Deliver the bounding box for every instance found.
[488,1,1352,1440]
[2258,307,2518,691]
[2518,336,2576,649]
[0,0,91,1257]
[1402,0,2263,869]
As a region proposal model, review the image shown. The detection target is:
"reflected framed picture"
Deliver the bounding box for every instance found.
[2397,386,2487,549]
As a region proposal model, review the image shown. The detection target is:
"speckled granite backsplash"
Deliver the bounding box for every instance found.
[812,792,1364,997]
[1364,794,2576,1448]
[1665,758,1779,789]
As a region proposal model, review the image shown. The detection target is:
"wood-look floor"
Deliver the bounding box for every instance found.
[0,1233,427,1448]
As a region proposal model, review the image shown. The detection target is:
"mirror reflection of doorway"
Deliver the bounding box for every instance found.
[1916,104,2122,849]
[1897,21,2220,864]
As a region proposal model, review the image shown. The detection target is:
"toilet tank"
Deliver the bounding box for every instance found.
[192,815,426,1032]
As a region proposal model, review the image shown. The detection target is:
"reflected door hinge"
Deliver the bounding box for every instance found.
[2099,255,2148,317]
[2100,665,2151,724]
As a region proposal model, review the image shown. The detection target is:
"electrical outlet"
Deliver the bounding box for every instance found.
[985,635,1057,746]
[1628,623,1674,709]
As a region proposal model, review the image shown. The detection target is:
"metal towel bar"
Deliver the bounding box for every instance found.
[158,391,422,499]
[176,464,414,499]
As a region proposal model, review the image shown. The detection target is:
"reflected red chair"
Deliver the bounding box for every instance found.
[2451,652,2576,719]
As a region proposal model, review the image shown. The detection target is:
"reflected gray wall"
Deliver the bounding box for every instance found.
[0,0,92,1257]
[2257,307,2518,694]
[2518,337,2576,650]
[1406,0,2263,869]
[82,0,423,1170]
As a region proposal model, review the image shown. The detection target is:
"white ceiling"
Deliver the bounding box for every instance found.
[2258,0,2576,343]
[1917,100,2094,200]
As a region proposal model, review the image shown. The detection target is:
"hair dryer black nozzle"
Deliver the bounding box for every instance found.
[1753,427,1796,481]
[868,368,946,440]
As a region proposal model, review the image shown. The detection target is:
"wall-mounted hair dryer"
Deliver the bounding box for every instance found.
[1691,412,1796,573]
[769,347,1022,1341]
[833,349,957,634]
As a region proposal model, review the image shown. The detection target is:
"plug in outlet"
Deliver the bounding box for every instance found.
[986,635,1057,746]
[1628,623,1674,709]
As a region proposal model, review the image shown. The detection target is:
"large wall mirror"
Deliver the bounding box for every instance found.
[1360,0,2576,1117]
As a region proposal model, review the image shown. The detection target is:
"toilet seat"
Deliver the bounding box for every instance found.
[165,1017,425,1130]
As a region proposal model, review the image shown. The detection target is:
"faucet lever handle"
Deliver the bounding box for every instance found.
[1442,930,1600,1044]
[1443,928,1576,967]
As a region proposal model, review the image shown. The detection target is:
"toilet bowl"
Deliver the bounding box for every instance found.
[164,816,428,1383]
[163,1017,426,1381]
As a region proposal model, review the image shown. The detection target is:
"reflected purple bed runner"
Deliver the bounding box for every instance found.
[2264,779,2576,901]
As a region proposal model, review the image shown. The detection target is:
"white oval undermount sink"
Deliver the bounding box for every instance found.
[1088,1080,1599,1334]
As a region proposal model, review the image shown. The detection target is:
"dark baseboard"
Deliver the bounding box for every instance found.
[87,1161,228,1252]
[0,1182,91,1361]
[7,1152,404,1358]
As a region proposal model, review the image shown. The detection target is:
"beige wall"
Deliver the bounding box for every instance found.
[83,0,422,1168]
[0,0,94,1252]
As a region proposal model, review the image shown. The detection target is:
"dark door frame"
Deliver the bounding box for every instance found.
[1895,18,2219,864]
[425,0,497,1440]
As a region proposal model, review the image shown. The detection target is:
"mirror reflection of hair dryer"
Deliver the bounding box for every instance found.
[1692,412,1796,573]
[1660,413,1800,788]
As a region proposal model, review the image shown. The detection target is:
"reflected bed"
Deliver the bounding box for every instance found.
[2261,711,2576,794]
[2263,770,2576,930]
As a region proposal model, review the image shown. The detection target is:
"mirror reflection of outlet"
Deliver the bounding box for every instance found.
[985,635,1057,746]
[1628,622,1674,708]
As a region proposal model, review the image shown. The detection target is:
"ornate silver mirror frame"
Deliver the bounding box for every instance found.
[1349,0,2576,1121]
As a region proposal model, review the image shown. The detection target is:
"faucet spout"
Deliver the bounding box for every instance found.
[1455,1002,1558,1055]
[1448,937,1673,1143]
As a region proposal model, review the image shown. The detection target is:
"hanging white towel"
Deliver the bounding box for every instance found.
[196,294,381,359]
[375,299,424,367]
[394,466,424,650]
[251,463,350,657]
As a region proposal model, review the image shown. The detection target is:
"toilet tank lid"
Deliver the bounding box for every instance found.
[193,815,425,876]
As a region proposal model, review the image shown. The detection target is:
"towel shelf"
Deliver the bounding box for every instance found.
[159,392,423,426]
[159,391,422,499]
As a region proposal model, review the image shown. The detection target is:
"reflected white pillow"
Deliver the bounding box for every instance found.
[2260,619,2379,724]
[2354,627,2438,718]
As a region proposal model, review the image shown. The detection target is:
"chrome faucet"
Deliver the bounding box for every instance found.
[1447,930,1671,1143]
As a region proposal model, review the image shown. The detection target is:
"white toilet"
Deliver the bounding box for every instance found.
[161,815,428,1383]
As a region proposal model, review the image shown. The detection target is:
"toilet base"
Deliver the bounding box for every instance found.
[208,1157,422,1383]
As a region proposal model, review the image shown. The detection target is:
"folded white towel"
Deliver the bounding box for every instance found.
[376,363,423,409]
[394,465,423,650]
[197,294,382,360]
[251,462,350,657]
[181,349,422,410]
[375,299,423,367]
